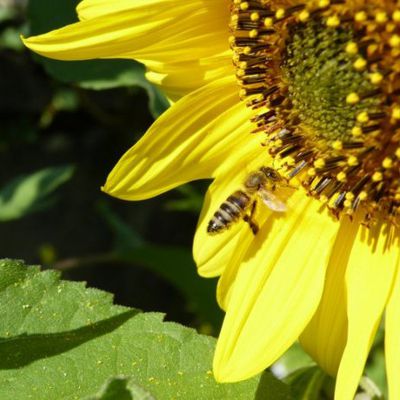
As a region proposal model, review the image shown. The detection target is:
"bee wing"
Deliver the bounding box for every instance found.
[258,189,287,212]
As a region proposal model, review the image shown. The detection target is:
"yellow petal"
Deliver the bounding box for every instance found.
[102,76,255,200]
[300,219,358,377]
[193,141,273,279]
[77,0,166,21]
[22,0,231,98]
[145,52,233,101]
[334,223,399,400]
[213,196,340,382]
[384,234,400,400]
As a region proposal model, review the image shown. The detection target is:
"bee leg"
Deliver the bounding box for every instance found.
[243,201,259,235]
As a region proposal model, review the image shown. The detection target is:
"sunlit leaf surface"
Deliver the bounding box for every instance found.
[0,259,285,400]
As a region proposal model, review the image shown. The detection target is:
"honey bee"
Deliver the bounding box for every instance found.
[207,167,287,235]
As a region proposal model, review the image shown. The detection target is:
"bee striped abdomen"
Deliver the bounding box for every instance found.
[207,191,250,234]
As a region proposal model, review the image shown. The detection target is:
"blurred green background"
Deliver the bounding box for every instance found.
[0,0,222,335]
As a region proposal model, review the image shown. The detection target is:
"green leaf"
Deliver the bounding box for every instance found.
[85,376,155,400]
[254,372,292,400]
[26,0,169,118]
[0,165,74,221]
[365,328,387,399]
[0,25,26,51]
[0,259,290,400]
[284,366,334,400]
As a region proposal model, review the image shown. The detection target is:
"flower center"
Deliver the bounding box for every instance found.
[283,19,381,143]
[230,0,400,225]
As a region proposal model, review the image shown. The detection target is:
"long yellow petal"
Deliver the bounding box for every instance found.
[383,234,400,400]
[22,0,231,97]
[213,197,339,382]
[334,223,399,400]
[300,219,358,377]
[23,1,229,62]
[76,0,168,21]
[102,76,255,200]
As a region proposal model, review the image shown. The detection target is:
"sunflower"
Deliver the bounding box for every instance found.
[23,0,400,398]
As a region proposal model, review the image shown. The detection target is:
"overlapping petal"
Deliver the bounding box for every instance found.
[334,224,399,400]
[23,0,232,98]
[145,52,233,100]
[102,76,256,200]
[213,196,340,382]
[299,220,357,377]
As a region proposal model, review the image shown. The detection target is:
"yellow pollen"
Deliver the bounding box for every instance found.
[367,43,379,56]
[351,126,363,137]
[249,29,258,38]
[326,15,340,28]
[275,9,285,20]
[346,92,360,104]
[344,199,353,208]
[307,168,317,177]
[355,11,368,23]
[369,72,383,85]
[328,193,341,208]
[396,193,400,201]
[372,171,383,182]
[347,156,359,166]
[345,42,358,54]
[382,157,393,169]
[357,111,369,123]
[264,17,274,27]
[285,156,295,166]
[337,172,347,182]
[375,11,388,24]
[318,0,330,8]
[358,191,368,201]
[298,10,310,22]
[319,195,328,204]
[250,12,260,22]
[392,106,400,120]
[332,140,343,150]
[396,147,400,159]
[353,58,367,71]
[345,192,355,201]
[240,2,249,11]
[243,46,251,55]
[393,10,400,23]
[314,158,326,168]
[389,34,400,48]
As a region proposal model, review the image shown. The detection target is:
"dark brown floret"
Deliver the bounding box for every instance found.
[230,0,400,225]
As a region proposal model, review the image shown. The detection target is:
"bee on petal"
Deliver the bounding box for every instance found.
[207,167,288,235]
